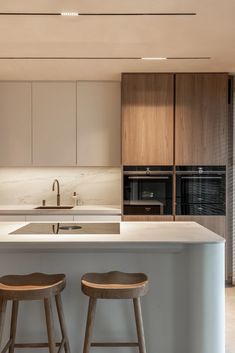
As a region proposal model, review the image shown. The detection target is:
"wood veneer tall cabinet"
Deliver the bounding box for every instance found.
[32,82,77,166]
[0,82,32,166]
[175,73,228,165]
[122,74,174,165]
[175,216,226,237]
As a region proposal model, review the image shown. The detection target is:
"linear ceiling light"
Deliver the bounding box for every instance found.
[61,12,79,16]
[0,12,196,16]
[142,57,167,60]
[168,57,211,60]
[142,57,211,60]
[0,56,211,60]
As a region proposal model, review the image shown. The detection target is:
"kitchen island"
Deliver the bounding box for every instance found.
[0,221,225,353]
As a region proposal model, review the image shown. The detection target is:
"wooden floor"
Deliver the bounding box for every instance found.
[226,286,235,353]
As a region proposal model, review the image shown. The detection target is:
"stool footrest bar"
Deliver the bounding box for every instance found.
[14,342,61,348]
[91,342,139,347]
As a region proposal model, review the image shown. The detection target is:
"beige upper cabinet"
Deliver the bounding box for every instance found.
[122,73,174,165]
[77,81,121,166]
[32,82,77,166]
[175,73,228,165]
[0,82,32,166]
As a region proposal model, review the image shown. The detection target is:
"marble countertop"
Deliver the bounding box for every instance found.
[0,205,121,215]
[0,222,224,250]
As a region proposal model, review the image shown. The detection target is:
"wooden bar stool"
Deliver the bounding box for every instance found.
[0,272,70,353]
[81,271,149,353]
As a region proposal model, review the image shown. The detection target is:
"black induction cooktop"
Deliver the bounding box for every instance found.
[10,223,120,235]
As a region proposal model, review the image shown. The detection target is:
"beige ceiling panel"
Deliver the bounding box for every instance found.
[0,0,197,13]
[0,1,234,79]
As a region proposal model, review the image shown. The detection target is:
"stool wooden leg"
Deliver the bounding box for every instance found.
[83,298,97,353]
[0,299,7,346]
[55,294,71,353]
[44,298,56,353]
[9,301,19,353]
[133,298,147,353]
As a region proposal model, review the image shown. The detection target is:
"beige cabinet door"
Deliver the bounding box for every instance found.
[0,82,31,166]
[77,81,121,166]
[122,74,174,165]
[175,73,228,165]
[32,82,76,166]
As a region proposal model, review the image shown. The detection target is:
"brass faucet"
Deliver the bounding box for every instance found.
[52,179,60,206]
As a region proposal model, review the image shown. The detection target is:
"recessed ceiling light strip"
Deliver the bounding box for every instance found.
[62,12,197,16]
[0,56,211,60]
[167,57,211,60]
[142,56,211,60]
[0,12,196,16]
[142,57,167,60]
[61,12,79,16]
[0,57,140,60]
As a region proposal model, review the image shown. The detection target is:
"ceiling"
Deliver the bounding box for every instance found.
[0,0,234,80]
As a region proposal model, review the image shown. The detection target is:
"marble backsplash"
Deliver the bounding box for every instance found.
[0,167,121,206]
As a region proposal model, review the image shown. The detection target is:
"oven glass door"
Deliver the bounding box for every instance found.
[176,174,226,215]
[124,175,173,215]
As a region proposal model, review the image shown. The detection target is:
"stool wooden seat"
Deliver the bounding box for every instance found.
[82,271,148,299]
[81,271,149,353]
[0,272,70,353]
[0,273,66,300]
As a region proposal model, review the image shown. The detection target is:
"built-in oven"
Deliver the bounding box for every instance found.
[176,166,226,215]
[123,166,173,215]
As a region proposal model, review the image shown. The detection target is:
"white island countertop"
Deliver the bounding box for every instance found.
[0,221,224,250]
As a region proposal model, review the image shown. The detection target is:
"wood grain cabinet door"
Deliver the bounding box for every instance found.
[122,74,174,165]
[175,73,228,165]
[175,216,226,237]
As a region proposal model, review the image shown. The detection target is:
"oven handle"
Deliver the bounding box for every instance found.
[176,171,225,174]
[128,176,170,180]
[180,176,223,179]
[124,171,172,175]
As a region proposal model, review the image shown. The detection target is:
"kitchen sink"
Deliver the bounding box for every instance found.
[35,206,73,210]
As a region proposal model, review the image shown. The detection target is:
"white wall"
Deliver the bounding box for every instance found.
[0,167,121,206]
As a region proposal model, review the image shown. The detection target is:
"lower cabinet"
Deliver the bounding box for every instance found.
[175,216,226,237]
[122,216,174,222]
[73,215,121,222]
[0,215,121,222]
[0,215,26,222]
[25,215,74,222]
